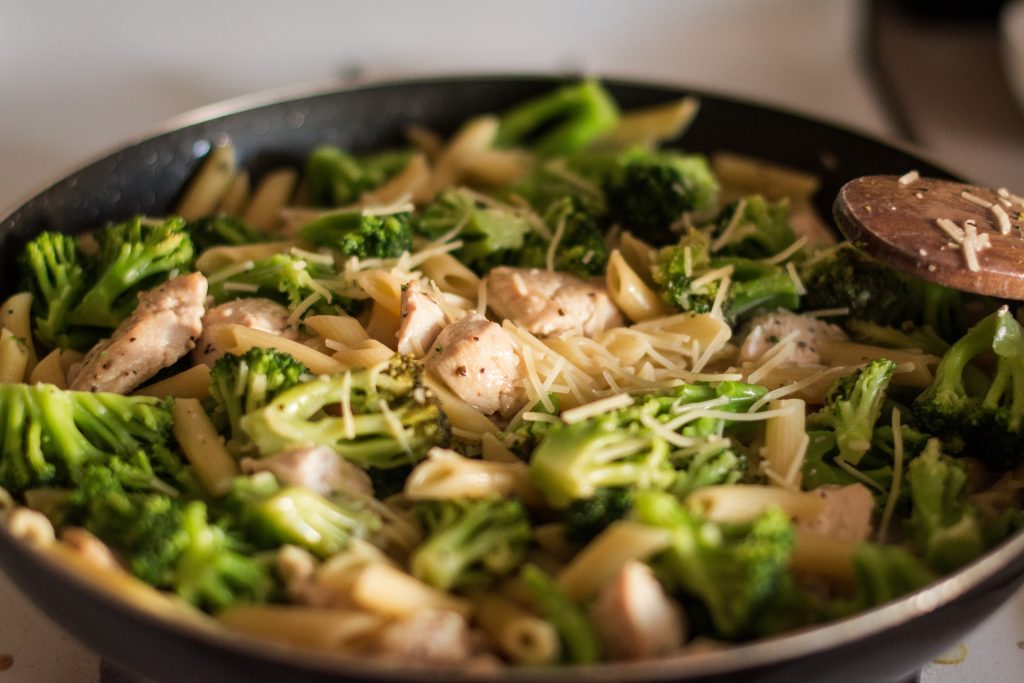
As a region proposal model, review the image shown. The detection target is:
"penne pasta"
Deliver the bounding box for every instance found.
[471,592,561,665]
[349,562,472,618]
[420,252,481,301]
[218,605,385,652]
[211,324,345,375]
[0,327,30,383]
[134,364,211,400]
[686,485,826,524]
[605,250,672,322]
[171,399,240,497]
[244,168,299,232]
[405,448,537,503]
[557,521,671,602]
[28,348,67,388]
[216,171,251,216]
[0,292,36,374]
[176,145,237,220]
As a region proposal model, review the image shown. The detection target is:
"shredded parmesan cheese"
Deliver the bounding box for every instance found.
[878,407,905,543]
[711,199,747,252]
[935,218,965,244]
[379,399,412,457]
[221,281,259,293]
[759,236,809,266]
[961,191,992,209]
[207,260,255,284]
[785,262,806,295]
[898,170,919,185]
[561,393,634,424]
[992,204,1012,235]
[546,214,567,272]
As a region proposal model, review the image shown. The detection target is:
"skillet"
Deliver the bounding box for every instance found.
[0,75,1019,683]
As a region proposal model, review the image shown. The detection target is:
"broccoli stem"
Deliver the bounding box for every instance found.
[519,563,602,664]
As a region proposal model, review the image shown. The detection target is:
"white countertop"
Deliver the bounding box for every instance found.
[0,2,1022,680]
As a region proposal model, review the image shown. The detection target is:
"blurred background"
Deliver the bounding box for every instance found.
[2,0,1024,680]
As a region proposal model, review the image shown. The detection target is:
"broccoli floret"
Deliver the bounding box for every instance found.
[228,472,380,558]
[67,217,194,330]
[563,486,633,547]
[186,215,268,252]
[829,543,936,618]
[603,150,719,245]
[653,235,800,324]
[67,467,273,611]
[173,500,275,611]
[519,563,602,664]
[19,231,91,349]
[417,189,532,274]
[0,383,179,494]
[906,440,985,572]
[517,196,610,279]
[495,80,619,156]
[710,195,797,259]
[305,146,412,207]
[529,413,674,509]
[671,446,746,500]
[240,355,449,469]
[209,348,310,452]
[299,209,413,259]
[912,308,1024,469]
[631,491,794,639]
[799,244,966,340]
[502,395,560,458]
[410,497,531,590]
[207,252,356,316]
[808,359,896,466]
[801,430,895,496]
[504,157,607,215]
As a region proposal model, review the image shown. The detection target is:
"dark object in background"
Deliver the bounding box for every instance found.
[897,0,1008,20]
[1,76,1023,683]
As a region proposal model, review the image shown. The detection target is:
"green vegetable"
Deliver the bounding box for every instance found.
[906,440,985,572]
[18,231,91,348]
[228,472,380,558]
[563,487,632,547]
[496,80,619,156]
[519,563,602,663]
[912,308,1024,469]
[186,215,268,252]
[709,195,797,259]
[603,150,719,245]
[0,383,179,494]
[808,359,896,466]
[305,146,412,207]
[632,491,794,639]
[417,189,532,274]
[208,348,310,452]
[410,497,531,590]
[300,209,413,259]
[517,196,609,279]
[240,355,449,469]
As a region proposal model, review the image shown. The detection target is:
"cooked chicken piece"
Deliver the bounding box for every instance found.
[240,445,373,498]
[396,282,448,357]
[798,484,874,543]
[373,609,473,664]
[425,312,526,418]
[192,297,297,366]
[590,561,686,660]
[69,273,207,394]
[485,267,624,338]
[739,310,847,366]
[61,527,121,571]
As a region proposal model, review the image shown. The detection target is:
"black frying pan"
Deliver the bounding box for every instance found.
[0,76,1018,683]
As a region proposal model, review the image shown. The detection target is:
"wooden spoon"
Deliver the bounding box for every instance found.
[833,175,1024,299]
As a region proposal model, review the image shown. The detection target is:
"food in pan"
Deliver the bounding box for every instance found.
[1,80,1022,666]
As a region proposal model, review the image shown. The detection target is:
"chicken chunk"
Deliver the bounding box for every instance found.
[396,283,448,358]
[486,267,623,338]
[193,297,297,366]
[373,609,474,665]
[240,445,373,498]
[590,561,686,660]
[739,310,847,366]
[69,273,207,394]
[798,484,874,543]
[425,312,526,418]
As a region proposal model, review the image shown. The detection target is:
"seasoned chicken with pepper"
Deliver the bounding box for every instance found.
[193,297,297,366]
[425,312,526,418]
[485,267,623,338]
[69,272,207,393]
[396,282,448,358]
[739,310,847,366]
